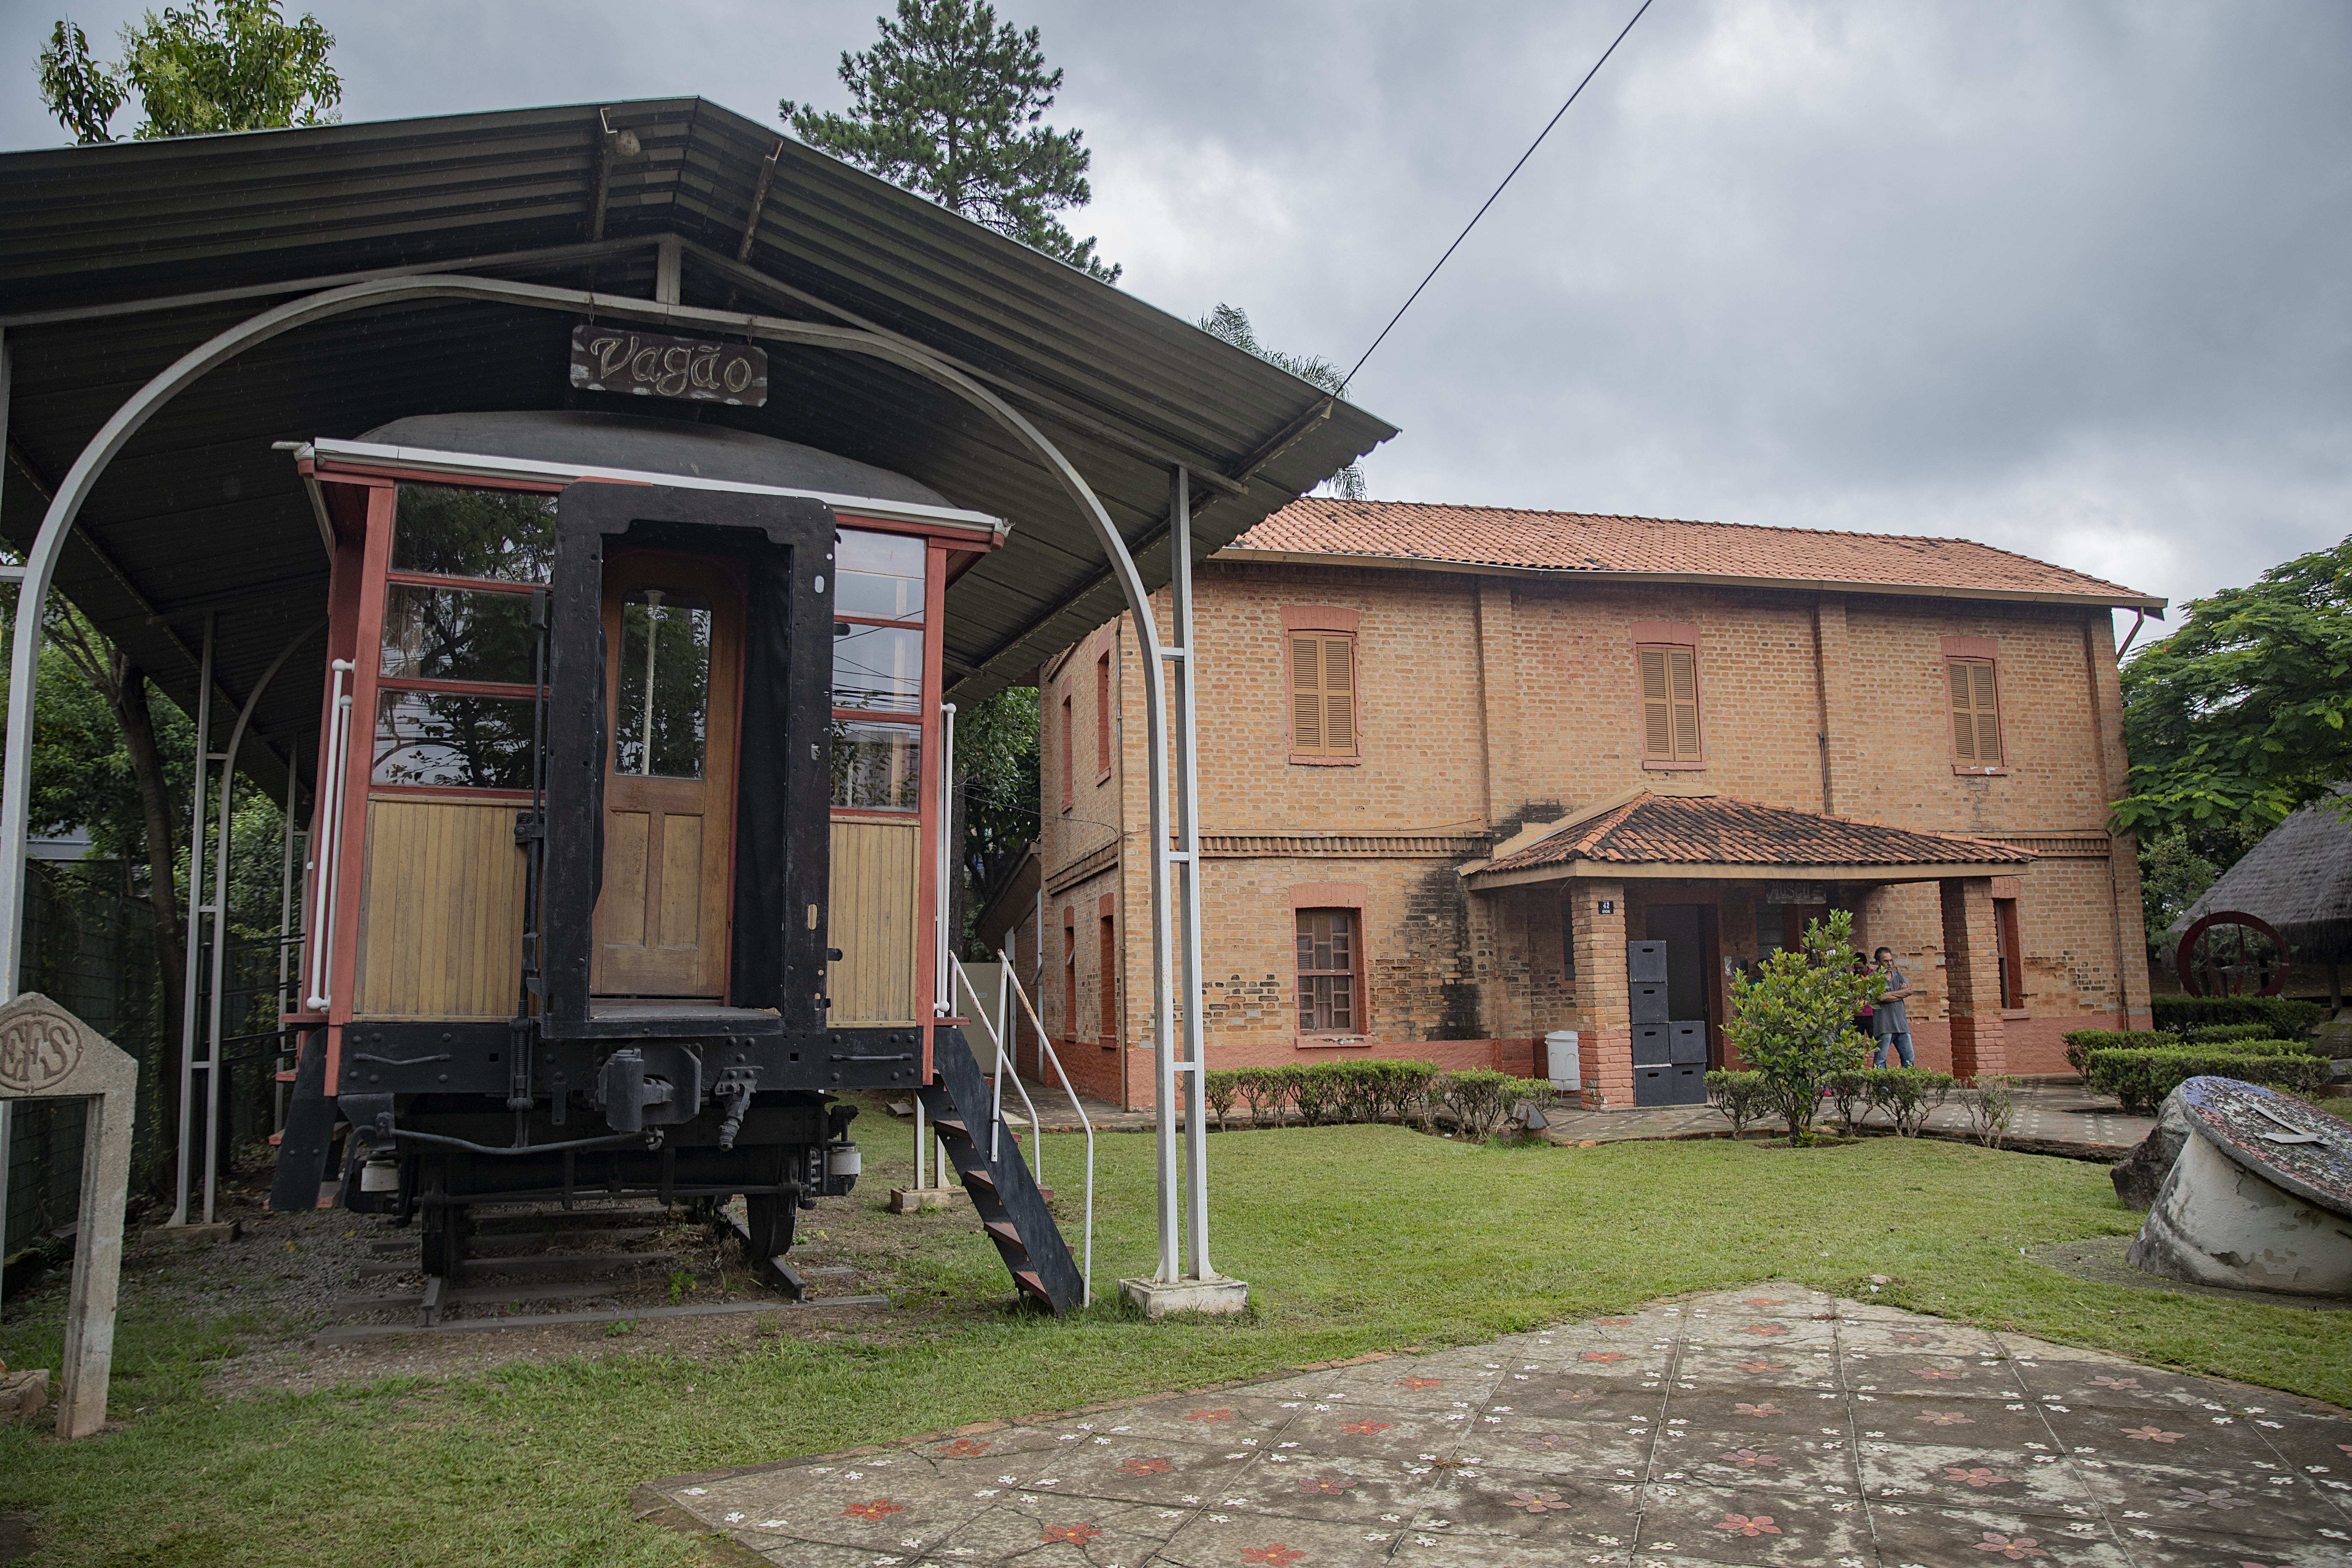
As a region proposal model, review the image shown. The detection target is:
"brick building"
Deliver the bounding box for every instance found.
[997,499,2163,1111]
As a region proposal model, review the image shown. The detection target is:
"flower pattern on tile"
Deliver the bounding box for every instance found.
[1917,1411,1974,1427]
[841,1499,904,1521]
[1734,1402,1783,1417]
[1714,1513,1784,1537]
[1119,1457,1174,1476]
[1744,1298,1788,1307]
[1555,1387,1604,1404]
[1240,1546,1306,1566]
[1734,1359,1788,1374]
[1740,1325,1792,1337]
[1395,1376,1444,1390]
[1503,1490,1574,1513]
[1525,1435,1574,1452]
[1298,1476,1356,1496]
[2174,1488,2255,1510]
[1187,1409,1237,1422]
[1943,1467,2010,1488]
[1913,1369,1964,1380]
[2088,1377,2141,1391]
[932,1438,992,1458]
[1972,1533,2047,1559]
[1041,1523,1104,1546]
[1724,1450,1779,1468]
[1594,1316,1635,1326]
[1583,1351,1630,1363]
[1337,1419,1393,1435]
[2121,1426,2183,1443]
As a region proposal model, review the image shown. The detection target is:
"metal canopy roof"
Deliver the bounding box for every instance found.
[0,98,1397,800]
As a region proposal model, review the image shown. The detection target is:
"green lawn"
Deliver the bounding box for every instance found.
[3,1121,2345,1567]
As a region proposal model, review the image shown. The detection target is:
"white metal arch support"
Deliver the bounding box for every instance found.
[0,269,1227,1289]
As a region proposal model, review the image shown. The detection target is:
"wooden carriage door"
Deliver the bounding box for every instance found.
[593,553,742,996]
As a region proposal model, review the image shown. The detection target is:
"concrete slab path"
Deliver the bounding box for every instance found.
[636,1283,2351,1567]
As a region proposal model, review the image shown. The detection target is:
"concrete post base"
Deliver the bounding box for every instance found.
[887,1186,970,1214]
[1119,1275,1250,1317]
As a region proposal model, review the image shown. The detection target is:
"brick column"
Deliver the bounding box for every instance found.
[1570,879,1631,1110]
[1940,876,2008,1080]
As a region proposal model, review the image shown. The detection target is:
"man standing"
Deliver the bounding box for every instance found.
[1871,946,1914,1068]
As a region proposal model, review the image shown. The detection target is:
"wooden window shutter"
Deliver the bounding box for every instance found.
[1639,646,1701,761]
[1948,659,2002,765]
[1291,633,1357,755]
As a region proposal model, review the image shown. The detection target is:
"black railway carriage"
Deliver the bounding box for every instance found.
[273,412,987,1270]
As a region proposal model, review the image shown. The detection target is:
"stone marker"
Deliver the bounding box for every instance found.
[2111,1087,2196,1209]
[0,1361,50,1422]
[2129,1075,2352,1296]
[0,993,137,1437]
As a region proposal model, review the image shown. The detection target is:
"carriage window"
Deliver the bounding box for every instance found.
[835,528,924,622]
[831,621,923,713]
[380,584,537,685]
[614,588,713,779]
[392,485,557,583]
[830,721,921,812]
[373,690,536,789]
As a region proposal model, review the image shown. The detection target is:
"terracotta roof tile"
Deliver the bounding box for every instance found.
[1225,498,2160,607]
[1483,793,2032,875]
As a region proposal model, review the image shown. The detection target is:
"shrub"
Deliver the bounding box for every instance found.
[2189,1022,2289,1044]
[1379,1060,1440,1123]
[2151,996,2323,1037]
[1290,1064,1341,1126]
[2062,1029,2168,1076]
[1201,1068,1241,1130]
[1955,1074,2018,1148]
[1821,1070,1873,1136]
[1867,1068,1954,1136]
[1440,1069,1522,1142]
[1705,1070,1768,1137]
[1725,908,1880,1141]
[2084,1048,2332,1114]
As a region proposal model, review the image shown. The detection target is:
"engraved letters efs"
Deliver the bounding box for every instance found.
[0,1007,83,1093]
[569,325,769,406]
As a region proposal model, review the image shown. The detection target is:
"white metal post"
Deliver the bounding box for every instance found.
[274,743,296,1132]
[1168,467,1212,1280]
[0,329,12,1301]
[170,614,215,1228]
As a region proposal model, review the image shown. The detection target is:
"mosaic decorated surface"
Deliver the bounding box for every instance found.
[2177,1076,2352,1217]
[639,1284,2352,1567]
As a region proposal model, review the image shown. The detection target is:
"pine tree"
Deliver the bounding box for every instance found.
[783,0,1118,283]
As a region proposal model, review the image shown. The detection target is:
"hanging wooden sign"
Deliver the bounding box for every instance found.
[569,324,768,406]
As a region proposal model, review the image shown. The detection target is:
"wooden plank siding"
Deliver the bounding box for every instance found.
[353,795,527,1019]
[827,818,919,1026]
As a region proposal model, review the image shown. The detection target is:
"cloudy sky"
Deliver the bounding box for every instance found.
[5,0,2347,634]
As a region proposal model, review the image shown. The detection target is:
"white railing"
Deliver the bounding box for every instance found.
[304,659,356,1010]
[951,948,1094,1307]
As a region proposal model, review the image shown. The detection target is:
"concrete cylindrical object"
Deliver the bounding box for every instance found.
[1545,1030,1581,1092]
[2129,1134,2352,1296]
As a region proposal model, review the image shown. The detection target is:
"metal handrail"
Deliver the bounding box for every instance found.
[952,954,1038,1172]
[997,952,1094,1308]
[304,659,355,1010]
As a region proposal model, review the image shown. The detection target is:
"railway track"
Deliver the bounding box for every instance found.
[318,1199,886,1344]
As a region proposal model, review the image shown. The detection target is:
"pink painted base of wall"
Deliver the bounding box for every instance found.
[1904,1016,2121,1078]
[1110,1038,1540,1113]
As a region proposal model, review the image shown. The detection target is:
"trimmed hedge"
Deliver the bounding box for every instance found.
[2150,995,2323,1037]
[1200,1060,1542,1139]
[2062,1029,2167,1076]
[2083,1047,2331,1114]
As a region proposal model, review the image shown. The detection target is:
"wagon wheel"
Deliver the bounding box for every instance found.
[418,1166,465,1277]
[2175,911,2291,998]
[743,1189,795,1262]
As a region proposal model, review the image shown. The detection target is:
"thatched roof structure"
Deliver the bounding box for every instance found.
[2170,786,2352,963]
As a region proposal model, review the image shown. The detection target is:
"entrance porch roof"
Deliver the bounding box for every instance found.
[1462,789,2033,891]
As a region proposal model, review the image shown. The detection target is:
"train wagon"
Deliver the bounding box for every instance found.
[265,409,1065,1298]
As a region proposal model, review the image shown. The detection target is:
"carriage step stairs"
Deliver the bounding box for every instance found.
[919,1026,1083,1316]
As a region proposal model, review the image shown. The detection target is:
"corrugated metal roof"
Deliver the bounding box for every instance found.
[0,99,1397,799]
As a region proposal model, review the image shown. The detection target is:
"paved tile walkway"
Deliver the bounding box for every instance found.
[637,1283,2351,1567]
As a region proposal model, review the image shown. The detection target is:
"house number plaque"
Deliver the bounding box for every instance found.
[569,324,768,406]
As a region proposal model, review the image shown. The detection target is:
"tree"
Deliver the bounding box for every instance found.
[783,0,1118,282]
[1198,304,1367,500]
[35,1,340,145]
[2111,533,2352,843]
[1724,908,1879,1142]
[955,685,1039,958]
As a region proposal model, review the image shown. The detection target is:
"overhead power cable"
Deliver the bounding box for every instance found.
[1345,0,1656,389]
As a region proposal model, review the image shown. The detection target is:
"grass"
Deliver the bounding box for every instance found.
[3,1117,2347,1567]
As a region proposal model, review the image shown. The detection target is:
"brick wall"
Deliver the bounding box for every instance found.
[1036,561,2151,1109]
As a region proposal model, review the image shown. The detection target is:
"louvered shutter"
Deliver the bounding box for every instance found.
[1292,635,1323,751]
[1948,659,2002,765]
[1640,649,1672,757]
[1971,662,2001,763]
[1322,637,1354,751]
[1668,648,1700,759]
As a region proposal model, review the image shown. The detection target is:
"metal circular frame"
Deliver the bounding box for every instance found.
[2174,909,2292,999]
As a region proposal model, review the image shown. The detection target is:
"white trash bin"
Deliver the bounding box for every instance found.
[1545,1030,1580,1093]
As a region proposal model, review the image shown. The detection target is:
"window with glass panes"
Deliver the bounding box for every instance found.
[1296,909,1358,1033]
[829,528,926,812]
[373,484,557,791]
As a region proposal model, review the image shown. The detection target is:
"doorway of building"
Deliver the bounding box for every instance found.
[591,551,743,997]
